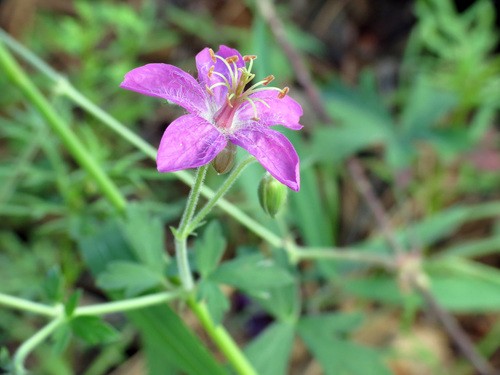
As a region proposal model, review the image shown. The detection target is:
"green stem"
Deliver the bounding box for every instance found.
[74,290,183,316]
[187,296,258,375]
[178,165,209,237]
[174,165,209,291]
[0,293,58,317]
[13,316,65,374]
[0,40,127,212]
[187,157,255,234]
[288,245,396,269]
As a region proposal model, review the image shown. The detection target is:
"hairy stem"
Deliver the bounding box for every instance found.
[187,157,255,235]
[187,296,257,375]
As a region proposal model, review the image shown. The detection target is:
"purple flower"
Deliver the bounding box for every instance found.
[120,46,302,191]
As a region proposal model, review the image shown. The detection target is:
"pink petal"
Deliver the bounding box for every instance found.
[196,46,245,106]
[229,125,300,191]
[120,64,208,115]
[157,114,227,172]
[237,90,303,130]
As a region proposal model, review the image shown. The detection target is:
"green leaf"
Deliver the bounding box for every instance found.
[70,316,119,345]
[64,289,82,317]
[245,322,295,375]
[97,261,164,297]
[400,76,456,134]
[251,283,299,321]
[426,257,500,312]
[209,253,295,293]
[195,221,227,278]
[52,324,72,354]
[128,305,226,375]
[42,266,64,303]
[122,203,168,273]
[298,313,390,375]
[197,280,230,326]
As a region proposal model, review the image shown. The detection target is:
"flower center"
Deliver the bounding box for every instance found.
[206,50,289,129]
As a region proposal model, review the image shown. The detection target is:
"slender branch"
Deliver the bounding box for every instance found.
[187,296,258,375]
[13,316,65,374]
[289,245,395,269]
[178,165,209,238]
[74,290,183,316]
[415,284,497,375]
[187,157,256,235]
[255,0,330,122]
[0,293,58,317]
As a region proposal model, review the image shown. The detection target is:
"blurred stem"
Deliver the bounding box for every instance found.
[0,40,127,212]
[187,296,258,375]
[0,293,58,317]
[13,316,65,375]
[288,245,395,269]
[174,165,209,291]
[187,157,256,235]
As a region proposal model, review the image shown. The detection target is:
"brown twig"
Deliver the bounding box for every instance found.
[255,1,497,374]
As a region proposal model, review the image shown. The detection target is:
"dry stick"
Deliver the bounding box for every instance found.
[256,1,497,374]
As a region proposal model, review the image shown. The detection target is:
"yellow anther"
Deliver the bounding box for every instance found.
[208,66,215,78]
[243,55,257,62]
[278,87,289,99]
[263,75,275,86]
[209,48,216,63]
[205,84,214,95]
[225,55,239,64]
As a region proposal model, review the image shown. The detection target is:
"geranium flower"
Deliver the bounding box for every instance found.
[120,45,302,191]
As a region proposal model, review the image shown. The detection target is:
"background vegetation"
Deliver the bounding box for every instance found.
[0,0,499,374]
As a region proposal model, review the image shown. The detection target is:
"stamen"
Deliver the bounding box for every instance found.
[243,55,257,62]
[263,75,274,86]
[225,55,239,64]
[215,54,238,90]
[209,48,216,63]
[205,84,214,95]
[278,87,289,99]
[207,66,215,78]
[211,70,230,86]
[246,98,260,120]
[254,98,270,108]
[209,81,230,91]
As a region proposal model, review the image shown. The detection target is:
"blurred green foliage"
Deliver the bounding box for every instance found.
[1,0,500,374]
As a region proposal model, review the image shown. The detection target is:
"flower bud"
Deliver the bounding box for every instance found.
[258,173,288,218]
[212,142,236,174]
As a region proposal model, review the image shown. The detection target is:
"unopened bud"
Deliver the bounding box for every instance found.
[212,142,236,174]
[258,173,288,218]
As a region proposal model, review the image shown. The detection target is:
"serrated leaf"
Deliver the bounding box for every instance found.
[97,261,164,297]
[122,203,167,274]
[197,280,230,326]
[70,316,119,345]
[245,322,295,375]
[195,221,226,277]
[209,254,295,292]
